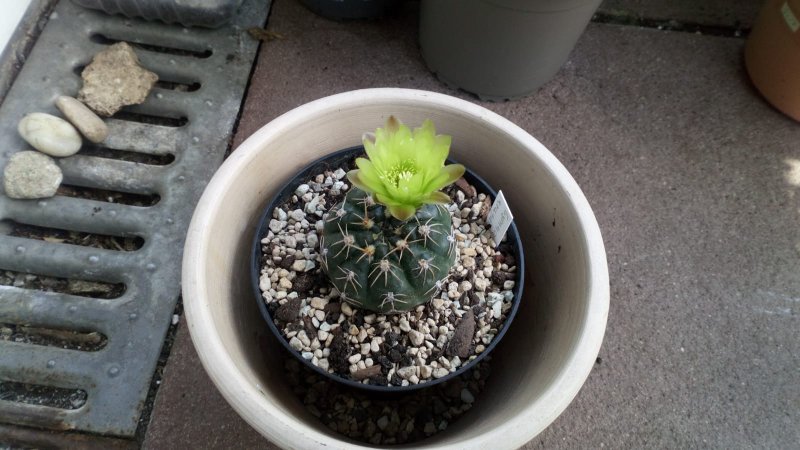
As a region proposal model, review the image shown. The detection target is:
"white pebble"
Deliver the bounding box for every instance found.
[396,366,416,379]
[259,275,271,291]
[360,343,371,355]
[408,329,425,346]
[289,209,304,222]
[295,184,310,196]
[399,317,411,332]
[341,302,353,316]
[18,113,82,157]
[291,259,307,272]
[419,365,433,378]
[503,280,516,290]
[433,367,449,378]
[289,337,303,351]
[301,351,313,360]
[269,219,286,233]
[318,330,329,341]
[348,354,362,364]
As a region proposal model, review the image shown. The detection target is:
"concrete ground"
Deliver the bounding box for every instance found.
[142,0,799,448]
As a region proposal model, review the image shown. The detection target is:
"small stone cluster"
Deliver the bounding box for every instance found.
[284,353,490,445]
[4,42,157,200]
[258,165,518,387]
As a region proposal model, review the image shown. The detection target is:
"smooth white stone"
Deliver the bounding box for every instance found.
[18,113,82,157]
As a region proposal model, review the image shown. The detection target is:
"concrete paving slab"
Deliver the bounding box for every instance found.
[142,317,275,449]
[147,0,799,448]
[597,0,761,29]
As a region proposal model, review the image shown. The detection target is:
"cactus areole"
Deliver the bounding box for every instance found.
[321,116,465,313]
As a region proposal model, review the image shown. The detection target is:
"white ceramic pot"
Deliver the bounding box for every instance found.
[183,88,609,449]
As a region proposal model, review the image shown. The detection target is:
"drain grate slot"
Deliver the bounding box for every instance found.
[0,269,125,299]
[78,144,176,166]
[5,221,145,252]
[1,324,107,352]
[89,33,213,58]
[0,381,87,410]
[72,64,202,92]
[57,184,161,206]
[112,110,188,127]
[0,0,270,436]
[154,80,202,92]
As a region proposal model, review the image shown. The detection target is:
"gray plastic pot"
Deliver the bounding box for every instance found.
[419,0,602,101]
[183,88,608,448]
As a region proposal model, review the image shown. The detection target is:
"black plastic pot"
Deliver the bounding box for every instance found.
[250,146,524,392]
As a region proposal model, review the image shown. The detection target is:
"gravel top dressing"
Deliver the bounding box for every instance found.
[257,159,519,389]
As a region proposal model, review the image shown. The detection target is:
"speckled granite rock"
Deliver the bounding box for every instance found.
[3,151,62,199]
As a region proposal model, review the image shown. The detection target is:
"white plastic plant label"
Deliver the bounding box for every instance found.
[486,190,513,247]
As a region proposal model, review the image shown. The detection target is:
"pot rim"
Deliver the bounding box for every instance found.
[249,145,525,392]
[183,88,609,449]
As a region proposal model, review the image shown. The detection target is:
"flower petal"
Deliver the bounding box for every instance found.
[423,191,451,204]
[425,163,465,192]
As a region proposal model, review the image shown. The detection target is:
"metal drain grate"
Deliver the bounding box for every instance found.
[0,0,270,437]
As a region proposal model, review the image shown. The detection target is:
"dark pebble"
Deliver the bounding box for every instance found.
[285,322,304,333]
[388,349,402,364]
[292,273,315,293]
[280,255,296,269]
[446,310,475,359]
[329,329,351,373]
[400,355,413,367]
[303,316,317,340]
[369,374,388,386]
[466,291,479,306]
[324,302,341,315]
[377,356,393,371]
[383,331,400,346]
[275,297,303,322]
[491,271,511,285]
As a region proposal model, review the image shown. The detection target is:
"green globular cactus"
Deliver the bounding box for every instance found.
[320,188,456,313]
[320,116,464,314]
